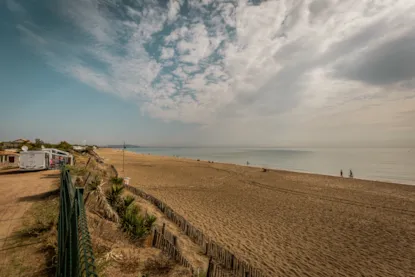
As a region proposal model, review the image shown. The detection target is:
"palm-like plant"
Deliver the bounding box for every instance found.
[117,195,136,217]
[121,204,141,236]
[123,195,135,208]
[106,184,124,207]
[143,215,157,230]
[120,203,156,239]
[84,175,102,204]
[110,176,124,185]
[84,178,119,223]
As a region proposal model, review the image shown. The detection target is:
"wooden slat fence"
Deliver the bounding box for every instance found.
[207,258,237,277]
[125,185,268,277]
[152,228,193,271]
[159,224,177,246]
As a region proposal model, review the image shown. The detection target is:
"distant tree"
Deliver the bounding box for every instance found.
[22,143,37,151]
[56,141,72,152]
[34,138,44,147]
[44,143,53,148]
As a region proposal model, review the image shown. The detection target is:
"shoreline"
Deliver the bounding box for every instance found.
[119,148,414,187]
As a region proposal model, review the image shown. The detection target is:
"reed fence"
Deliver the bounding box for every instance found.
[125,185,267,277]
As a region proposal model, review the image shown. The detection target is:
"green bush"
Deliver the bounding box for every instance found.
[110,177,124,185]
[104,183,156,240]
[123,195,135,208]
[105,184,124,213]
[120,204,154,239]
[143,215,157,230]
[56,141,72,152]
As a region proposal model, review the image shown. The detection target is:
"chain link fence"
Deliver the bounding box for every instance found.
[56,168,97,277]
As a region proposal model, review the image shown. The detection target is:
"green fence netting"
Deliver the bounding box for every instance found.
[56,168,97,277]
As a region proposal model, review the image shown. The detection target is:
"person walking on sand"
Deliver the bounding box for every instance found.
[349,169,354,178]
[340,169,343,177]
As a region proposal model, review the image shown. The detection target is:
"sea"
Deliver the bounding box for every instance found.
[125,147,415,186]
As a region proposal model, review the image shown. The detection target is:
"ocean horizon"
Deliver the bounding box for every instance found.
[124,147,415,186]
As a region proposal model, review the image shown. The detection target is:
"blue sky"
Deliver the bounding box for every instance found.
[1,0,414,147]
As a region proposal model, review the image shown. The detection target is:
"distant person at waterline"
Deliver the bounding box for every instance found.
[349,169,354,178]
[246,161,250,166]
[340,170,343,177]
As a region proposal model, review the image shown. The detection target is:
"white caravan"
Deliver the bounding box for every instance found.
[41,148,74,168]
[19,148,73,171]
[19,151,50,171]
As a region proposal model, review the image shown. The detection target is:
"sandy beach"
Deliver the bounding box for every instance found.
[97,148,415,277]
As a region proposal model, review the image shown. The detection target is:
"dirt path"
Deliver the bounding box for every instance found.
[0,169,59,274]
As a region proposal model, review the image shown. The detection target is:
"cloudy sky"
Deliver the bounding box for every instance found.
[1,0,414,147]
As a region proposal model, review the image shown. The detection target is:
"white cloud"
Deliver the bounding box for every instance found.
[6,0,25,13]
[16,24,46,44]
[160,47,175,59]
[15,0,415,146]
[167,0,182,22]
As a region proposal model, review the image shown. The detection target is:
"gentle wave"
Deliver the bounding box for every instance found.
[125,147,415,185]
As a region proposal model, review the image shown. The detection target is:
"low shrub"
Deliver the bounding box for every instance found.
[110,176,124,185]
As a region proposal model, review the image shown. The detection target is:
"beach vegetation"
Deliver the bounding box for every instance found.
[84,176,103,204]
[110,176,124,185]
[106,184,124,208]
[103,183,156,239]
[123,195,136,208]
[120,201,156,239]
[56,141,72,152]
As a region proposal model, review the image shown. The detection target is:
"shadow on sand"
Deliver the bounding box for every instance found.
[0,169,43,175]
[18,188,60,202]
[40,173,60,179]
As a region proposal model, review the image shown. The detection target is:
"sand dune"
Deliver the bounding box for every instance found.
[97,148,415,277]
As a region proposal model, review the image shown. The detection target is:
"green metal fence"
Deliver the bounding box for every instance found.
[57,168,97,277]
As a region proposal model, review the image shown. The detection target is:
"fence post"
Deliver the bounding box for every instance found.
[85,157,91,168]
[152,229,158,247]
[206,256,213,277]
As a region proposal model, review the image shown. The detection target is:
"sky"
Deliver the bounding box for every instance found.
[0,0,414,147]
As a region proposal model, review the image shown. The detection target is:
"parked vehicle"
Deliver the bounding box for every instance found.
[19,151,50,171]
[19,148,73,171]
[42,148,74,169]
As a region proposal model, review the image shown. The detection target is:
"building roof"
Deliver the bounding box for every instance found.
[13,138,30,143]
[0,151,19,156]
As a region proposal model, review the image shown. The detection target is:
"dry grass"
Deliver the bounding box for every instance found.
[6,192,60,276]
[88,213,192,277]
[142,253,173,274]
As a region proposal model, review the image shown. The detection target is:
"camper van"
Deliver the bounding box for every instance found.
[19,151,50,171]
[42,148,73,169]
[19,148,74,171]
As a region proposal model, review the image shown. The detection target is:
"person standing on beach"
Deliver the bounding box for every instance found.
[340,170,343,177]
[349,169,354,178]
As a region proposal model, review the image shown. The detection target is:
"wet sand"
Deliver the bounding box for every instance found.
[97,148,415,277]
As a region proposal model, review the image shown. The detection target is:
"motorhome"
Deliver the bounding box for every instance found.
[19,148,73,171]
[42,148,74,169]
[19,151,50,171]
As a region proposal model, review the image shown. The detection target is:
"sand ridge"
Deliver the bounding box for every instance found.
[97,148,415,277]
